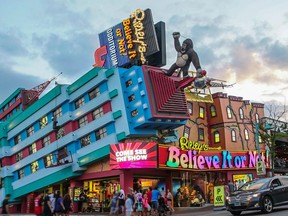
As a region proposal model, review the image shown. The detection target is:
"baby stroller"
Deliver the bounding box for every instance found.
[158,197,170,216]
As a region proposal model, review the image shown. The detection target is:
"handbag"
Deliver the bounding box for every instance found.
[147,203,151,212]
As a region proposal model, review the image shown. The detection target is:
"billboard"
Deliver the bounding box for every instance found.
[110,142,158,169]
[94,8,160,68]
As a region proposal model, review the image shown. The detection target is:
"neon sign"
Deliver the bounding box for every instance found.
[158,145,269,171]
[179,136,221,153]
[110,142,157,169]
[115,149,148,162]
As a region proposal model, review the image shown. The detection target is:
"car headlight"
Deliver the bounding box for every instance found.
[247,193,260,200]
[226,196,231,203]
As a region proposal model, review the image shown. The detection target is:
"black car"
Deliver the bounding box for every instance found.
[226,176,288,215]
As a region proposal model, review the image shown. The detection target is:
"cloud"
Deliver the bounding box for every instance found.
[0,64,44,103]
[0,31,28,57]
[40,32,97,81]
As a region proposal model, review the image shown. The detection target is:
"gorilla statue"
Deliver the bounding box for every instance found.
[164,32,202,78]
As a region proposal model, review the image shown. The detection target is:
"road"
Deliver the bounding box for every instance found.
[174,206,288,216]
[7,206,288,216]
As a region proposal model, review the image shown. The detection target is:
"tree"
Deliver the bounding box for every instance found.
[259,102,288,176]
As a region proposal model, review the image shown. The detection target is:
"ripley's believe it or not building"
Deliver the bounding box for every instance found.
[0,8,269,213]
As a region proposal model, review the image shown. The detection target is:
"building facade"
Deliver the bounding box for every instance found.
[0,65,268,213]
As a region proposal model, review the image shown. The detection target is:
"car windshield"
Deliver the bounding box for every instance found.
[238,178,270,191]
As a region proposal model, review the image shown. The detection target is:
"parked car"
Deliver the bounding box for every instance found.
[226,176,288,215]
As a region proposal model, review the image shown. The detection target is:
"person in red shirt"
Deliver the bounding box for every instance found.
[146,187,152,208]
[34,192,44,216]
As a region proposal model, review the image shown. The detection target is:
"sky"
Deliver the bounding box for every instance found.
[0,0,287,118]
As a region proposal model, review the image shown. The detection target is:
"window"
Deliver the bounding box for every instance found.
[214,131,220,143]
[29,143,37,155]
[56,127,65,139]
[44,154,53,167]
[258,134,262,143]
[128,94,136,102]
[16,152,23,162]
[88,87,100,100]
[42,136,51,147]
[199,107,204,119]
[231,129,237,142]
[198,128,204,141]
[75,97,85,109]
[96,127,107,140]
[78,116,88,128]
[131,109,138,117]
[227,107,232,119]
[183,126,190,138]
[14,135,21,145]
[27,126,34,137]
[187,102,193,115]
[255,113,259,123]
[92,107,104,120]
[31,161,39,173]
[53,107,62,118]
[80,135,91,148]
[125,79,132,87]
[210,105,216,117]
[244,129,249,140]
[39,116,48,129]
[18,168,25,179]
[239,108,244,120]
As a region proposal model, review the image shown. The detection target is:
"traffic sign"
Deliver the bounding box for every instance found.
[256,160,266,175]
[214,186,225,207]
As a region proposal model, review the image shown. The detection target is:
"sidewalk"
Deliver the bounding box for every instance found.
[69,204,215,216]
[7,204,216,216]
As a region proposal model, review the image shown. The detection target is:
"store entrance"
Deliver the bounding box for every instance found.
[133,177,166,192]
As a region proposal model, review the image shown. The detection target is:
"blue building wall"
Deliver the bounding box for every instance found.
[0,66,187,203]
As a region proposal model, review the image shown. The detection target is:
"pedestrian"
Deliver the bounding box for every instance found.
[135,192,143,216]
[166,189,174,212]
[228,180,235,193]
[151,187,160,215]
[43,191,54,216]
[109,191,119,216]
[175,188,182,207]
[48,191,56,215]
[146,187,152,208]
[118,189,125,215]
[160,187,166,199]
[34,192,44,216]
[63,193,73,216]
[54,191,65,216]
[125,194,133,216]
[78,189,88,213]
[2,194,11,215]
[142,193,149,216]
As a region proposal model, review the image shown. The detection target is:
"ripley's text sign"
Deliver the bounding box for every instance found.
[94,8,159,68]
[158,145,269,171]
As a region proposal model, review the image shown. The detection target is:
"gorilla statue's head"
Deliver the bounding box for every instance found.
[181,39,193,53]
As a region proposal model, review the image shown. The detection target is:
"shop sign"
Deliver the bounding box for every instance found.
[110,142,157,169]
[94,8,159,68]
[179,136,221,153]
[158,145,270,171]
[214,186,225,207]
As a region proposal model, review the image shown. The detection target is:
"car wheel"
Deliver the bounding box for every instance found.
[230,211,242,215]
[261,196,273,213]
